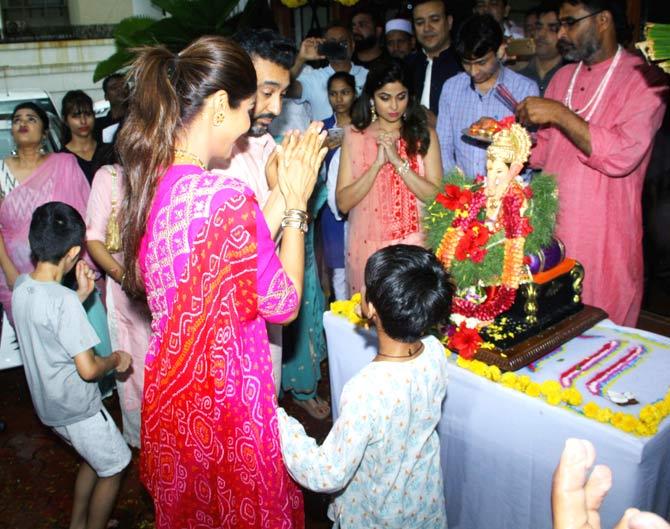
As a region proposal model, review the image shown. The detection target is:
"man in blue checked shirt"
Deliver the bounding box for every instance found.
[436,14,539,179]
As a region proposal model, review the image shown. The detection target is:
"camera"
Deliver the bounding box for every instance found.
[317,40,348,61]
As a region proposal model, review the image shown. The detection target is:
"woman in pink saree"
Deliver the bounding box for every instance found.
[336,62,443,296]
[116,37,326,529]
[0,102,90,321]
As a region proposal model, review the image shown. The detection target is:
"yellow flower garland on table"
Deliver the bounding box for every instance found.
[330,298,670,437]
[330,293,366,326]
[455,355,670,437]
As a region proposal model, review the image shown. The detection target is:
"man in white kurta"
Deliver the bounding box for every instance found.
[211,29,295,395]
[277,334,448,528]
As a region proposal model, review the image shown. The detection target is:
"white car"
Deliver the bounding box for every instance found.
[0,90,64,159]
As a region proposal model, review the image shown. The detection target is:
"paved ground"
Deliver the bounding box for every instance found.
[0,363,333,529]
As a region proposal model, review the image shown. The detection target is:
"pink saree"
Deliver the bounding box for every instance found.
[0,153,90,321]
[139,164,304,529]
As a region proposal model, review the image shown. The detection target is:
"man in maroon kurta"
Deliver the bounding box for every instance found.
[516,0,667,326]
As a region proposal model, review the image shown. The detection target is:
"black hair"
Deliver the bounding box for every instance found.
[325,20,351,35]
[232,28,297,70]
[365,244,455,343]
[11,102,49,134]
[351,60,429,156]
[102,73,125,95]
[535,0,560,17]
[561,0,631,44]
[411,0,451,17]
[60,90,94,144]
[351,6,382,28]
[456,14,504,59]
[327,71,356,92]
[29,202,86,265]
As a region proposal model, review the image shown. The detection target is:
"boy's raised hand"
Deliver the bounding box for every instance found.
[114,350,132,373]
[75,260,96,303]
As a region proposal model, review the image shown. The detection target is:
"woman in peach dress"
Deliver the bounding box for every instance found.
[336,62,443,295]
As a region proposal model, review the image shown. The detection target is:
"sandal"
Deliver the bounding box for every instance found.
[293,396,331,420]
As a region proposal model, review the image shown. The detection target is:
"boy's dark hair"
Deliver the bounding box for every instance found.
[364,245,455,342]
[232,28,297,70]
[29,202,86,265]
[456,14,503,60]
[102,73,125,95]
[351,60,429,156]
[561,0,631,44]
[327,71,356,92]
[11,102,49,133]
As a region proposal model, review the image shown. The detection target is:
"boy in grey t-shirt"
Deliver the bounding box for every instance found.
[12,202,132,529]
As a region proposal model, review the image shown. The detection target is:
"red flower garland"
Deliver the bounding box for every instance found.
[452,285,518,322]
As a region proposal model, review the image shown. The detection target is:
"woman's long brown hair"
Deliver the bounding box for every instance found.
[116,36,256,298]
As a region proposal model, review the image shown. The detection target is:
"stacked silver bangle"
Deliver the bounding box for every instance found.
[281,209,309,233]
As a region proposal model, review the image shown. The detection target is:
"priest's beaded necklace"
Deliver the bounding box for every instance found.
[563,45,622,122]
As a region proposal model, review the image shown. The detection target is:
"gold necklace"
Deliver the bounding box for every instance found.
[173,149,206,169]
[376,342,424,359]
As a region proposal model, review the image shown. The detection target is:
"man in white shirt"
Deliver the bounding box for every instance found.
[289,22,368,120]
[211,28,297,396]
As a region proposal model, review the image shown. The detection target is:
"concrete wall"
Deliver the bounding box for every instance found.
[68,0,164,25]
[0,38,116,109]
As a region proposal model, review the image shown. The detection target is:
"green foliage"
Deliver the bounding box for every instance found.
[524,172,558,255]
[93,0,273,82]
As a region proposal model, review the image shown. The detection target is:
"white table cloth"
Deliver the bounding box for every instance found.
[324,311,670,529]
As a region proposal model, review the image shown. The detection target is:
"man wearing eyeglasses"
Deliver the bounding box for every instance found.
[516,0,668,327]
[518,2,564,95]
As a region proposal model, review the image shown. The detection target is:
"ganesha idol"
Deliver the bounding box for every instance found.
[425,119,604,369]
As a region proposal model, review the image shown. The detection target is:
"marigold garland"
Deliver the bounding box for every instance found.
[455,354,670,437]
[330,303,670,436]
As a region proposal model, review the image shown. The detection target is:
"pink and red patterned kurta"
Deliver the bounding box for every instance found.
[531,51,667,326]
[138,164,304,529]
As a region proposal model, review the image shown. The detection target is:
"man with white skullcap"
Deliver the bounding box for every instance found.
[385,18,416,60]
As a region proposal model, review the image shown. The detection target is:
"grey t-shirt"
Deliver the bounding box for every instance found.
[12,274,101,426]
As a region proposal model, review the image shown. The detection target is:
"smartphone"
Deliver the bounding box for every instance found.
[506,38,536,58]
[327,127,344,142]
[317,41,348,61]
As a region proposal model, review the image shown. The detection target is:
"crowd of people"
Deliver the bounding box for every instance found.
[0,0,668,527]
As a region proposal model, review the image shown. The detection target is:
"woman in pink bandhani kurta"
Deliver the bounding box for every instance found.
[527,49,667,326]
[336,63,443,296]
[116,37,326,529]
[86,164,151,447]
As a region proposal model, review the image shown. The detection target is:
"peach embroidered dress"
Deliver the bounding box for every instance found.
[343,125,427,295]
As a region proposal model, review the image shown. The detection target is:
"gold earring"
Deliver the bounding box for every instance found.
[370,101,377,122]
[214,111,225,127]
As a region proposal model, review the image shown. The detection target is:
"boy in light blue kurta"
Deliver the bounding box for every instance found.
[277,244,455,528]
